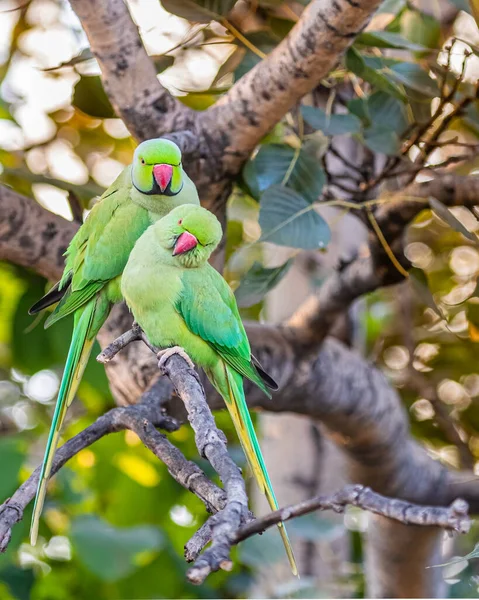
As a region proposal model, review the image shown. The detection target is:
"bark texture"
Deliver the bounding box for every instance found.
[1,0,478,594]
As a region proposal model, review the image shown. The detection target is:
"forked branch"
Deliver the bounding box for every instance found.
[0,325,473,585]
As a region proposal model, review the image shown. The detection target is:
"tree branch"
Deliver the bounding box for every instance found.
[0,326,473,586]
[0,184,77,281]
[285,174,479,350]
[99,330,251,583]
[203,0,384,166]
[2,181,479,595]
[0,389,226,553]
[68,0,195,142]
[234,484,471,543]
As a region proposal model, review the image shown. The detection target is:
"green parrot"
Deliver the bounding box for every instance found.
[121,204,298,576]
[28,138,200,545]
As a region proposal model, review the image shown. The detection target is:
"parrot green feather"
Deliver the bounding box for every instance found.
[29,139,200,544]
[121,205,298,576]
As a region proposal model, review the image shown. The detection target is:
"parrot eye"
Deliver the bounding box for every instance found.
[178,219,183,225]
[140,158,145,165]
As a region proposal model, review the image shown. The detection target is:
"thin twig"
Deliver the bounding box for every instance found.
[100,331,252,584]
[158,352,251,583]
[233,485,471,543]
[67,191,83,225]
[366,207,409,278]
[329,145,365,178]
[0,393,226,552]
[359,50,475,194]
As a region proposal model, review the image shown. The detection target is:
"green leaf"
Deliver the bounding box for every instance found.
[259,186,331,249]
[356,31,425,51]
[346,48,406,101]
[347,97,371,124]
[366,92,408,133]
[73,75,115,119]
[429,197,478,243]
[429,543,479,568]
[409,267,445,319]
[243,143,325,203]
[362,126,401,155]
[0,566,34,600]
[235,260,292,307]
[400,10,441,50]
[362,55,400,70]
[388,62,439,97]
[161,0,237,22]
[70,515,164,582]
[301,106,362,135]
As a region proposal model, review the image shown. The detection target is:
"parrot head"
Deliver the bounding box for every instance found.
[154,205,222,267]
[132,138,184,196]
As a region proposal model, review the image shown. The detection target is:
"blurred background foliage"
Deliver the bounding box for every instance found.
[3,0,479,597]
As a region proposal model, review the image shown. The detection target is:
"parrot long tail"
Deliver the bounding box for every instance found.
[212,362,298,577]
[30,299,97,545]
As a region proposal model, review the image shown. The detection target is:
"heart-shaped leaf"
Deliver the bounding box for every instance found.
[243,144,325,203]
[259,186,330,249]
[388,62,439,97]
[346,48,406,101]
[400,10,441,50]
[366,92,408,133]
[301,106,362,136]
[235,260,292,307]
[73,75,115,119]
[363,127,401,155]
[71,515,164,582]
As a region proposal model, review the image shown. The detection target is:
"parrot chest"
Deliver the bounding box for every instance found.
[122,261,219,367]
[122,262,182,340]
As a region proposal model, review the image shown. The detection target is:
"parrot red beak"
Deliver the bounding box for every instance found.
[153,164,173,193]
[173,231,198,256]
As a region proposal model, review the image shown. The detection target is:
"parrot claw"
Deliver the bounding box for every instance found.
[157,346,195,371]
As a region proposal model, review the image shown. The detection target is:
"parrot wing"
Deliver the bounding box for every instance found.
[41,168,151,325]
[176,268,295,575]
[67,167,151,290]
[176,267,274,396]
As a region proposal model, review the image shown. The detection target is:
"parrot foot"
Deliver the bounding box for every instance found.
[157,346,195,371]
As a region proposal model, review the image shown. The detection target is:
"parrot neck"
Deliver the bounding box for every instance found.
[130,185,177,217]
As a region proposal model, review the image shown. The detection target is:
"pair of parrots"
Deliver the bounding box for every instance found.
[28,138,297,575]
